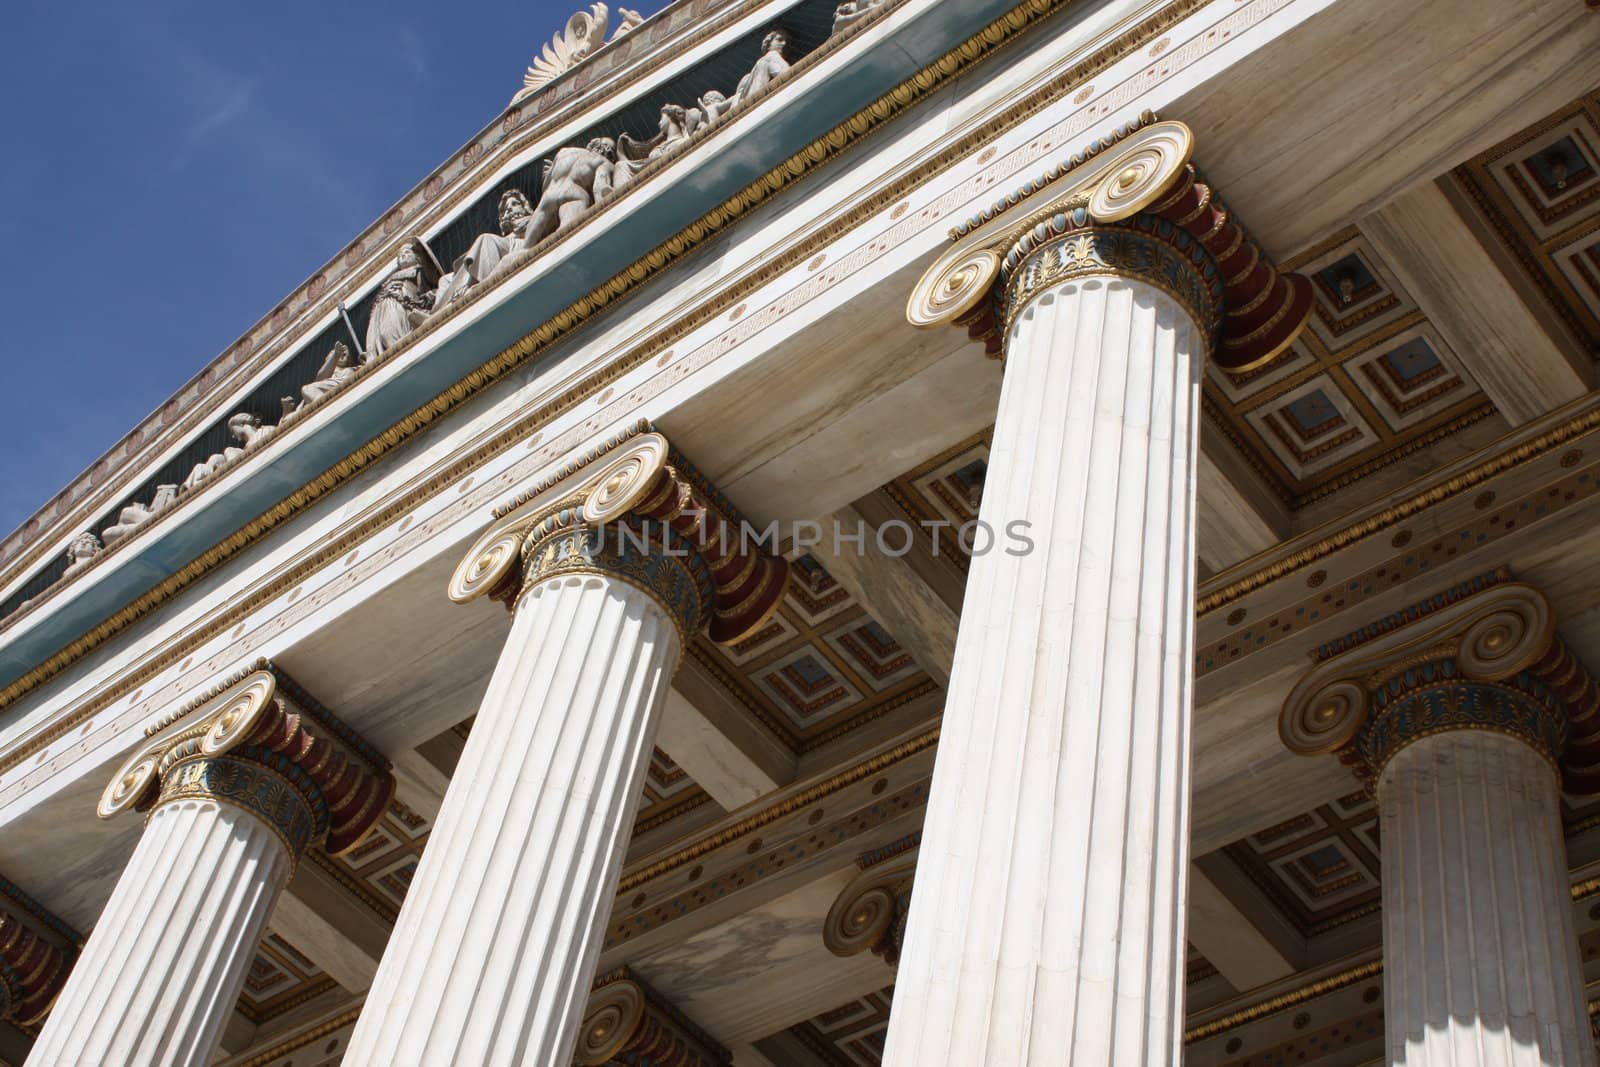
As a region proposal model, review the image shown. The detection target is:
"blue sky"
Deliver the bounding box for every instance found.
[0,0,665,538]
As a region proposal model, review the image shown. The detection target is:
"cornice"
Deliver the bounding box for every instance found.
[0,0,1212,719]
[0,0,831,601]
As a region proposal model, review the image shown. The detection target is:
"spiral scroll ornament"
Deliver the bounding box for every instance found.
[99,669,278,817]
[825,883,902,959]
[1280,679,1367,757]
[447,527,525,605]
[1085,123,1194,222]
[1457,592,1552,679]
[906,247,1002,329]
[583,434,670,524]
[575,979,647,1065]
[823,854,916,965]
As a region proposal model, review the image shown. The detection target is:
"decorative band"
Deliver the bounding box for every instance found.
[522,521,716,640]
[155,755,318,863]
[1000,214,1224,336]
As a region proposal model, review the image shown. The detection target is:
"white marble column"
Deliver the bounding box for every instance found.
[884,237,1204,1063]
[27,797,292,1067]
[343,569,680,1066]
[1382,730,1593,1067]
[27,667,392,1067]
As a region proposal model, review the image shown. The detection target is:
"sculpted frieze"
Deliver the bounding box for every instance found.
[1,12,846,629]
[0,0,806,609]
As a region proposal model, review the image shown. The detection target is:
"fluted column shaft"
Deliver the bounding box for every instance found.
[1382,729,1593,1066]
[344,569,680,1066]
[883,262,1201,1064]
[28,795,293,1067]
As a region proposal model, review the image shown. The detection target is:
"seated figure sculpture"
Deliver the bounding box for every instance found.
[290,342,359,415]
[365,237,441,358]
[434,190,537,309]
[619,103,702,169]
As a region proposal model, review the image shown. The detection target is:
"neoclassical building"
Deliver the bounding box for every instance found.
[3,0,1600,1063]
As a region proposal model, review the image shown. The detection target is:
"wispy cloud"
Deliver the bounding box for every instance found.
[182,76,259,148]
[396,26,429,81]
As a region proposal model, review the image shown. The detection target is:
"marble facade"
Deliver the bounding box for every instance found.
[5,0,1600,1064]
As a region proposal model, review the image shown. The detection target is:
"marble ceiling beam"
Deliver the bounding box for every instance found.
[1176,0,1600,258]
[268,860,391,994]
[1360,180,1589,427]
[1186,866,1296,991]
[386,727,466,824]
[809,503,961,689]
[1197,432,1290,573]
[658,664,796,812]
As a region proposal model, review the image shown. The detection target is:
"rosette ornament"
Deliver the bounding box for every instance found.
[449,426,788,644]
[907,114,1313,372]
[1278,576,1600,791]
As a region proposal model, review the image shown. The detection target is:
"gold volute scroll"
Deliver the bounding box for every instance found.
[449,427,790,644]
[448,432,670,604]
[98,669,279,819]
[906,119,1195,330]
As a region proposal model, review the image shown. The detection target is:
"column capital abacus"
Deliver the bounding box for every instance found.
[575,968,731,1067]
[906,113,1313,372]
[449,425,788,645]
[1278,571,1600,793]
[98,664,395,865]
[0,874,78,1028]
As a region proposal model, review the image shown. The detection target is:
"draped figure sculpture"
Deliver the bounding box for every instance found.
[366,237,441,358]
[733,30,790,104]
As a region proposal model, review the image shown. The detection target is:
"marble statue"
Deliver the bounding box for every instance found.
[698,89,733,128]
[182,411,280,491]
[522,138,628,247]
[434,190,537,308]
[733,30,790,105]
[226,411,278,454]
[619,103,703,167]
[366,238,441,359]
[278,342,360,428]
[62,531,101,577]
[102,485,179,547]
[513,3,646,103]
[831,0,887,34]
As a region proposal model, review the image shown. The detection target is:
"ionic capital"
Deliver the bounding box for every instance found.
[823,833,919,966]
[449,426,788,644]
[0,875,77,1027]
[906,114,1313,371]
[99,664,395,864]
[1278,572,1600,792]
[575,969,730,1067]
